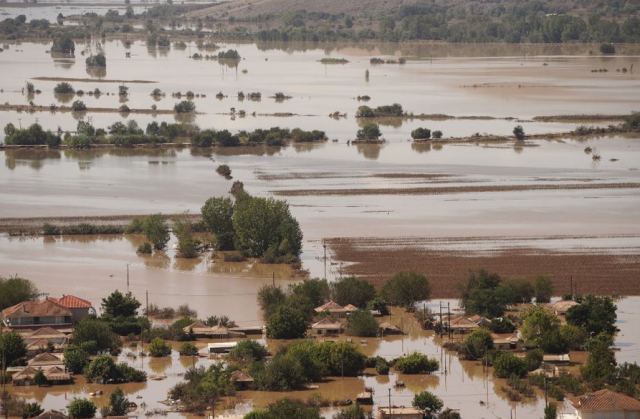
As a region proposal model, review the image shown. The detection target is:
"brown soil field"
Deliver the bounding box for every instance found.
[327,237,640,297]
[273,182,640,196]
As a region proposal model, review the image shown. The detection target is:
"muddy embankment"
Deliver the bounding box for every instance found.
[327,236,640,298]
[31,76,157,84]
[0,103,184,115]
[0,214,202,235]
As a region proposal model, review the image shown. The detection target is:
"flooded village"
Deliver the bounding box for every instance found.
[1,0,640,418]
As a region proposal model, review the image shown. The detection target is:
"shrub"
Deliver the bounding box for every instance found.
[67,398,96,418]
[493,352,528,378]
[71,100,87,112]
[432,130,443,139]
[332,276,376,308]
[216,164,232,178]
[525,349,543,371]
[137,242,153,254]
[513,125,525,140]
[462,329,493,360]
[179,342,198,356]
[375,357,390,375]
[85,53,106,67]
[51,35,75,54]
[413,391,443,417]
[64,346,89,374]
[356,123,381,140]
[174,100,196,113]
[600,43,615,54]
[148,337,171,357]
[346,310,378,337]
[142,214,169,250]
[54,82,74,94]
[394,352,439,374]
[381,271,430,308]
[229,340,268,363]
[411,127,431,140]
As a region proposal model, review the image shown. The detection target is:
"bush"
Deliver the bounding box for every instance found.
[64,346,89,374]
[216,164,232,178]
[229,340,268,363]
[525,349,543,371]
[174,100,196,113]
[432,130,443,139]
[85,53,106,67]
[489,317,516,333]
[600,43,615,54]
[148,337,171,357]
[71,100,87,112]
[346,310,378,337]
[137,242,153,254]
[54,82,74,94]
[381,272,430,308]
[513,125,525,140]
[411,127,431,140]
[375,357,390,375]
[67,398,96,418]
[142,214,169,250]
[462,329,493,360]
[332,276,376,308]
[394,352,439,374]
[356,123,381,140]
[244,399,320,419]
[493,352,528,378]
[413,391,443,417]
[179,342,198,356]
[51,35,75,54]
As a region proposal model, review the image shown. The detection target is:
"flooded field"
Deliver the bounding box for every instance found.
[1,35,640,418]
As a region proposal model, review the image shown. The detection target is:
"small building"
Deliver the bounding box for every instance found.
[543,354,571,365]
[23,327,69,354]
[2,298,72,329]
[51,295,95,322]
[356,391,373,405]
[344,304,359,315]
[310,318,343,336]
[183,321,245,338]
[28,352,64,368]
[207,342,237,354]
[378,322,403,335]
[491,333,519,350]
[230,370,254,390]
[315,300,349,317]
[560,389,640,419]
[378,407,423,419]
[447,316,480,333]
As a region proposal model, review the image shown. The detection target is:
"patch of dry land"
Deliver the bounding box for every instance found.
[327,236,640,297]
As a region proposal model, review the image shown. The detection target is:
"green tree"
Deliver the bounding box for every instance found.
[413,391,443,418]
[581,332,616,388]
[520,305,561,348]
[254,353,308,390]
[101,290,140,318]
[544,403,557,419]
[534,276,553,303]
[381,272,431,308]
[229,339,268,363]
[525,348,543,371]
[71,318,121,354]
[346,310,378,337]
[108,387,129,416]
[244,399,320,419]
[559,324,588,350]
[71,100,87,112]
[33,369,48,386]
[460,269,508,317]
[462,329,494,360]
[148,337,171,357]
[67,398,96,418]
[356,123,381,140]
[333,404,367,419]
[22,401,44,418]
[63,346,89,373]
[513,125,525,140]
[394,352,439,374]
[233,195,303,259]
[142,214,170,250]
[179,342,198,356]
[0,332,26,366]
[85,355,118,383]
[566,295,617,336]
[266,303,308,339]
[201,197,235,250]
[173,216,199,258]
[257,284,286,319]
[51,35,75,54]
[332,276,376,308]
[411,127,431,140]
[492,352,528,378]
[289,278,330,308]
[314,341,366,376]
[0,276,38,310]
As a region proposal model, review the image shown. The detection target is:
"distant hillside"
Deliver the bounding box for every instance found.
[188,0,640,43]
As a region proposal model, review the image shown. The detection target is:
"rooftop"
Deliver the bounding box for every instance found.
[2,298,71,319]
[52,295,93,309]
[569,389,640,412]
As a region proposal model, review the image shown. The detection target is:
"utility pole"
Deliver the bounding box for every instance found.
[145,290,149,318]
[388,388,392,417]
[570,275,573,299]
[323,241,327,280]
[126,263,130,292]
[272,272,275,287]
[447,302,452,340]
[544,376,548,406]
[439,303,443,338]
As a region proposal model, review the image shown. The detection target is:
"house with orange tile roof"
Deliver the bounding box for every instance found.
[1,298,72,329]
[51,295,95,322]
[559,389,640,419]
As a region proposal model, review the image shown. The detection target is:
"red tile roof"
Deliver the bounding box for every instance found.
[53,295,92,309]
[569,389,640,412]
[2,299,71,318]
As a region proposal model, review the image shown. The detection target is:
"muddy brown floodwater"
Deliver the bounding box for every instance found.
[1,36,640,418]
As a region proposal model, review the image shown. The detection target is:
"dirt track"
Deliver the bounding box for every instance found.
[327,236,640,297]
